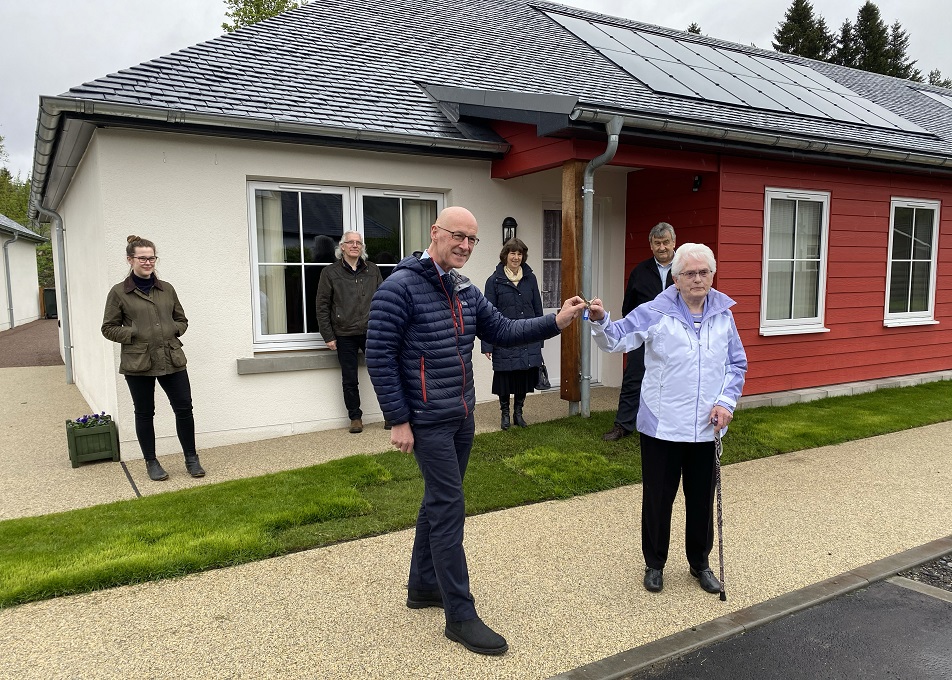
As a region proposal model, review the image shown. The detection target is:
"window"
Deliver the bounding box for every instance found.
[884,198,940,327]
[760,189,830,336]
[248,182,442,349]
[542,209,562,308]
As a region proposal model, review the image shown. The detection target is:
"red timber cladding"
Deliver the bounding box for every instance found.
[718,155,952,395]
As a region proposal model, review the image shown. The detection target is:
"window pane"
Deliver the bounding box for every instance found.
[543,261,562,308]
[542,209,562,307]
[888,261,911,314]
[768,199,795,259]
[792,260,819,318]
[913,208,935,260]
[301,193,344,261]
[543,210,562,258]
[910,261,931,312]
[364,196,400,264]
[766,261,793,320]
[259,265,304,334]
[795,201,821,259]
[256,190,300,264]
[892,207,914,260]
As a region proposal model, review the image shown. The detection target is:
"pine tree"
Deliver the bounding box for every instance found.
[832,19,858,67]
[852,1,890,75]
[222,0,301,33]
[928,69,952,89]
[687,23,702,35]
[772,0,833,60]
[885,21,922,80]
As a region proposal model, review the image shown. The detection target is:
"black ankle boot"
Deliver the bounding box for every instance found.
[499,397,511,430]
[184,453,205,478]
[513,396,527,427]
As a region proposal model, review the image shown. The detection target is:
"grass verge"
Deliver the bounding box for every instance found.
[2,380,952,609]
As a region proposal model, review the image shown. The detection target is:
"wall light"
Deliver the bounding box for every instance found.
[502,216,518,244]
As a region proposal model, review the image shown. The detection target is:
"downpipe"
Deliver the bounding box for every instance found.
[35,206,73,384]
[2,231,18,330]
[580,116,623,417]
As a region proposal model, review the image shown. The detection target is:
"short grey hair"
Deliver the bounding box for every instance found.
[671,243,716,277]
[648,222,676,243]
[335,231,368,261]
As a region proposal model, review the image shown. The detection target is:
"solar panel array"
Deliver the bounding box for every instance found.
[548,12,926,134]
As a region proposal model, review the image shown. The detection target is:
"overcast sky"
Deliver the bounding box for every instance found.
[2,0,949,181]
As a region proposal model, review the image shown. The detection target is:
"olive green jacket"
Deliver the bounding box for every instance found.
[101,276,188,376]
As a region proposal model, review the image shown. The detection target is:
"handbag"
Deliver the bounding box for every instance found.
[536,362,552,391]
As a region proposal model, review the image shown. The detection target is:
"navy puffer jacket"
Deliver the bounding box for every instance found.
[480,263,544,372]
[367,253,560,426]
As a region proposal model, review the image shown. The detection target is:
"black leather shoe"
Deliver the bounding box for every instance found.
[146,459,168,481]
[644,567,663,592]
[184,454,205,478]
[406,588,443,609]
[690,567,722,594]
[445,618,508,655]
[602,424,631,441]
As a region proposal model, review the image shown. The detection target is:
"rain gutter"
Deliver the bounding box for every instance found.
[29,96,510,219]
[579,116,623,418]
[570,107,952,171]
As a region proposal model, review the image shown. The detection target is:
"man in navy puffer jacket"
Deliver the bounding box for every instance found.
[366,206,586,656]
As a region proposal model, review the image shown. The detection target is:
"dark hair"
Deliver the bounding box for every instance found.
[499,238,528,265]
[126,235,156,257]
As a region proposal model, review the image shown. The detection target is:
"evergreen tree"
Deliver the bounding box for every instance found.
[832,19,858,67]
[852,1,890,75]
[687,23,702,35]
[885,21,922,80]
[928,69,952,89]
[772,0,833,60]
[222,0,300,33]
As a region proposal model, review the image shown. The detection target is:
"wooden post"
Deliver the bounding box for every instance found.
[560,160,586,403]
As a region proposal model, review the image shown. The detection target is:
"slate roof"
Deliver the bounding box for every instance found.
[0,214,45,242]
[50,0,952,161]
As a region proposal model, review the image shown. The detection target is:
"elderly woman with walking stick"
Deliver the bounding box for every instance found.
[585,243,747,596]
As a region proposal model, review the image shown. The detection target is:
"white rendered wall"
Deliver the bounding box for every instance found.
[62,128,630,455]
[0,236,42,331]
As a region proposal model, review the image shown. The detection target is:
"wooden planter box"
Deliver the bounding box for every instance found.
[66,420,121,468]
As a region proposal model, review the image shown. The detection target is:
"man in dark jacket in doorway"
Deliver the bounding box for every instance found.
[602,222,676,441]
[316,231,383,434]
[366,206,587,656]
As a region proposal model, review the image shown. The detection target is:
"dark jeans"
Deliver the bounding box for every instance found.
[615,345,646,432]
[336,334,365,420]
[640,433,716,571]
[408,414,478,623]
[125,369,196,461]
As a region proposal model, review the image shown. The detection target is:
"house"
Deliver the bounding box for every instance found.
[28,0,952,458]
[0,214,45,332]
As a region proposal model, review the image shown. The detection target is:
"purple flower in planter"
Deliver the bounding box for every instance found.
[67,412,114,429]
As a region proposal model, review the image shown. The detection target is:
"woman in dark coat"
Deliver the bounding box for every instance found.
[481,238,544,429]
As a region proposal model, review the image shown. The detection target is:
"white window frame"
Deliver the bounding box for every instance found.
[248,181,443,351]
[759,188,831,336]
[883,197,941,328]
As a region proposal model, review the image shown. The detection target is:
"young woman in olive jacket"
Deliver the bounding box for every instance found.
[480,238,545,429]
[101,235,204,482]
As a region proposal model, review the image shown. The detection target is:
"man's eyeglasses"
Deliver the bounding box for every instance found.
[342,240,363,247]
[678,269,712,280]
[132,256,158,264]
[436,225,479,246]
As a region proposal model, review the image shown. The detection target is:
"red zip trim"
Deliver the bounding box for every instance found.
[420,356,427,402]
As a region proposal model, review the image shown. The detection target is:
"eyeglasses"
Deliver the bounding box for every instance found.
[436,225,480,246]
[342,240,363,247]
[678,269,712,280]
[132,256,158,264]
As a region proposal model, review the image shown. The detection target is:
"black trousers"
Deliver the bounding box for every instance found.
[640,433,716,571]
[335,334,365,420]
[125,369,195,461]
[407,414,478,623]
[614,345,646,432]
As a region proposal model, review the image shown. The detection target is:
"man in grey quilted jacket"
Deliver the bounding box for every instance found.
[366,206,586,656]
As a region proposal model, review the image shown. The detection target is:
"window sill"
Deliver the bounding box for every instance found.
[236,352,364,375]
[883,318,939,328]
[759,326,830,337]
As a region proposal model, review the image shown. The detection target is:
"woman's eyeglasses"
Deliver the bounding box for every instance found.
[132,256,158,263]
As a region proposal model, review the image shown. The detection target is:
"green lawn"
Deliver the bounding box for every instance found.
[2,380,952,609]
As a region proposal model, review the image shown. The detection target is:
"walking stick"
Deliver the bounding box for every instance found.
[713,426,727,602]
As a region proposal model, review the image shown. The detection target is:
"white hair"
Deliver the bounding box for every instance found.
[671,243,716,277]
[335,231,368,260]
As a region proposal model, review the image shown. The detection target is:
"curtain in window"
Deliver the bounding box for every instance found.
[403,199,436,255]
[542,210,562,308]
[766,198,821,320]
[255,191,288,334]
